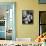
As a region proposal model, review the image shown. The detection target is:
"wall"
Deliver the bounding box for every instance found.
[16,0,39,40]
[0,0,46,41]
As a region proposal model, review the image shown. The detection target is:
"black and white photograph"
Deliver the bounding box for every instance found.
[22,10,33,24]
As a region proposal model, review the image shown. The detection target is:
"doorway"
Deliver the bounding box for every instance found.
[39,11,46,35]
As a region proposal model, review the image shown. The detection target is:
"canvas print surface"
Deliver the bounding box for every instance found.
[22,10,33,24]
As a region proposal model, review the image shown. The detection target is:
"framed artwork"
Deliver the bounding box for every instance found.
[22,10,33,24]
[0,2,16,40]
[39,0,46,4]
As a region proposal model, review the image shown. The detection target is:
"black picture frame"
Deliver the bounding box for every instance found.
[22,10,33,24]
[39,0,46,4]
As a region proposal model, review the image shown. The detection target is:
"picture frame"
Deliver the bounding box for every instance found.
[22,10,33,24]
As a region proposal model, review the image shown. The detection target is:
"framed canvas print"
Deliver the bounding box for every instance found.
[22,10,33,24]
[39,0,46,4]
[0,2,16,40]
